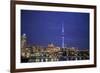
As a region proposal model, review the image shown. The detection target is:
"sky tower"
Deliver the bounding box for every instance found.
[61,23,64,48]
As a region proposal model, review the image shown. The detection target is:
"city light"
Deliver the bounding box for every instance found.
[21,34,89,63]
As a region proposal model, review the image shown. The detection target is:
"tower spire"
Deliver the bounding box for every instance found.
[62,23,64,48]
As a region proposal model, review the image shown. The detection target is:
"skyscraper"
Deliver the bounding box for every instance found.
[21,33,27,48]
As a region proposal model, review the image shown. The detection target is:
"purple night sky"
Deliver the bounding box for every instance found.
[21,10,89,49]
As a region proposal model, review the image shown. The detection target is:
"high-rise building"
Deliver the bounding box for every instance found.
[21,33,27,49]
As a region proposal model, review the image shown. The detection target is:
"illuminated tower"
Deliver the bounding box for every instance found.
[21,33,27,48]
[61,23,64,48]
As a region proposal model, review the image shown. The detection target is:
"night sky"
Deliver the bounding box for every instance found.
[21,10,89,49]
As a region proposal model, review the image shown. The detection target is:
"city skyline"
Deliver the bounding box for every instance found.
[21,10,89,49]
